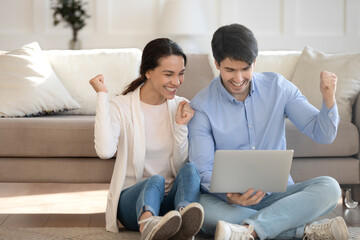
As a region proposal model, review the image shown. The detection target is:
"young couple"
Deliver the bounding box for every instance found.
[90,24,349,240]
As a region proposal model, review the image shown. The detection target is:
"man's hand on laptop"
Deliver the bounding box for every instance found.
[226,189,266,206]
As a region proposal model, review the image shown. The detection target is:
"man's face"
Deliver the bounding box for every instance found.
[216,57,255,101]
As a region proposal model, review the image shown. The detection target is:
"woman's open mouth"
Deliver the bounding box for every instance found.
[165,86,177,93]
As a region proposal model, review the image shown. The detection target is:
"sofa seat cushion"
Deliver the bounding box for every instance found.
[286,119,359,157]
[0,115,97,157]
[291,157,360,184]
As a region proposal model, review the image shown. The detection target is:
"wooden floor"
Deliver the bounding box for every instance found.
[0,183,108,228]
[0,183,360,228]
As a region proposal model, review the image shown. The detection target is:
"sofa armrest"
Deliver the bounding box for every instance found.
[352,94,360,159]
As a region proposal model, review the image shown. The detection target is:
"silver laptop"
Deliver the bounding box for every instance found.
[209,150,294,193]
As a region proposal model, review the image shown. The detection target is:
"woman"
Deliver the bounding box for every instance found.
[89,38,204,240]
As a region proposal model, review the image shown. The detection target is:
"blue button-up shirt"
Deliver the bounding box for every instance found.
[188,72,339,198]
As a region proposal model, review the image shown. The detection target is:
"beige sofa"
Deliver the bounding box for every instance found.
[0,46,359,199]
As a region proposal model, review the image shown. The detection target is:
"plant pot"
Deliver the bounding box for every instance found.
[69,39,81,50]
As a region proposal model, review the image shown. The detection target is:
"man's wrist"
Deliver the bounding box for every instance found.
[323,97,335,109]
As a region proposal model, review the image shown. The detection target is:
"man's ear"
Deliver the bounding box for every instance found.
[253,58,257,67]
[215,60,220,70]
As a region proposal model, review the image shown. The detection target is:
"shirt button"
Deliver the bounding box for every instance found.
[248,125,252,128]
[329,113,333,117]
[252,146,255,150]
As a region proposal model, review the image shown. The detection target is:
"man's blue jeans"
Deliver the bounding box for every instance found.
[117,163,201,231]
[200,176,341,239]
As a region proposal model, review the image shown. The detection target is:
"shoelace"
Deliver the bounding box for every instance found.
[229,225,255,240]
[138,216,162,232]
[302,221,334,240]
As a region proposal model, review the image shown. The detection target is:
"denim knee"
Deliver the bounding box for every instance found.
[137,175,165,218]
[315,176,341,204]
[147,175,166,191]
[179,163,200,183]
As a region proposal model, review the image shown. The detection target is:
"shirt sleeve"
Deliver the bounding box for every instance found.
[94,92,121,159]
[173,121,189,163]
[285,86,340,144]
[188,108,229,202]
[188,107,214,186]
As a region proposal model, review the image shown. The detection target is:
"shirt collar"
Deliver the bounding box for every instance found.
[216,75,256,104]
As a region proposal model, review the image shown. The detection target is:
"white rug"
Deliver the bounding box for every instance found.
[0,227,359,240]
[349,227,360,240]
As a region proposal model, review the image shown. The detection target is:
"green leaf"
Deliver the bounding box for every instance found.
[50,0,90,30]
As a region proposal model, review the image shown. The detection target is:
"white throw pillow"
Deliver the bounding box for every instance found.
[254,51,301,80]
[207,53,219,79]
[44,48,142,115]
[0,42,80,117]
[291,46,360,122]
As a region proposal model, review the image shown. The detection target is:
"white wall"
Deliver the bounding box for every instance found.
[0,0,359,53]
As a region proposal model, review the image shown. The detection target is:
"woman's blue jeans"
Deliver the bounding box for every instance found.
[200,176,341,239]
[117,163,201,231]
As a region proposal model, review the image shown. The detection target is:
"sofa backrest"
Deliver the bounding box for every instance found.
[182,52,301,100]
[179,54,214,101]
[43,50,301,112]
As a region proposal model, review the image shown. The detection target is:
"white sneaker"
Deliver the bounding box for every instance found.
[303,216,349,240]
[139,210,182,240]
[215,220,254,240]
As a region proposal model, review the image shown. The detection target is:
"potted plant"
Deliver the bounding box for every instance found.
[51,0,90,50]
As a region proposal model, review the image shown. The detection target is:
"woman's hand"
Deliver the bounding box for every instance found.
[176,100,195,125]
[89,74,108,93]
[227,189,266,206]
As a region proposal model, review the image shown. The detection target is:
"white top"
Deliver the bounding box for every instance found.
[141,101,174,193]
[94,86,189,233]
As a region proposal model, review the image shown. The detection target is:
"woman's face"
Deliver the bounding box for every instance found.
[141,55,185,104]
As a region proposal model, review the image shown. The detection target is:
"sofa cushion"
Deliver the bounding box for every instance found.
[286,119,359,157]
[254,51,300,80]
[291,46,360,122]
[0,42,80,117]
[1,115,355,158]
[291,157,360,184]
[44,48,142,115]
[180,54,214,100]
[0,115,97,157]
[0,157,114,183]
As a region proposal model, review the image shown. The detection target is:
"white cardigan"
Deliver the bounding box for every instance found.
[94,86,189,232]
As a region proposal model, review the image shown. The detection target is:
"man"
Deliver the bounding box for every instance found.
[188,24,348,240]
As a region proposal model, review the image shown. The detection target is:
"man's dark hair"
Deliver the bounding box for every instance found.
[211,24,258,66]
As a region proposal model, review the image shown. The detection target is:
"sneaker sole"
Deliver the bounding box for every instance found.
[214,220,226,240]
[170,202,204,240]
[149,211,182,240]
[333,216,349,240]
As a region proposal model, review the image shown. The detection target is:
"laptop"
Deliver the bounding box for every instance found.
[209,150,294,193]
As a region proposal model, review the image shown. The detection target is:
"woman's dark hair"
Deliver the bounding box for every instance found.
[211,24,258,66]
[122,38,187,95]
